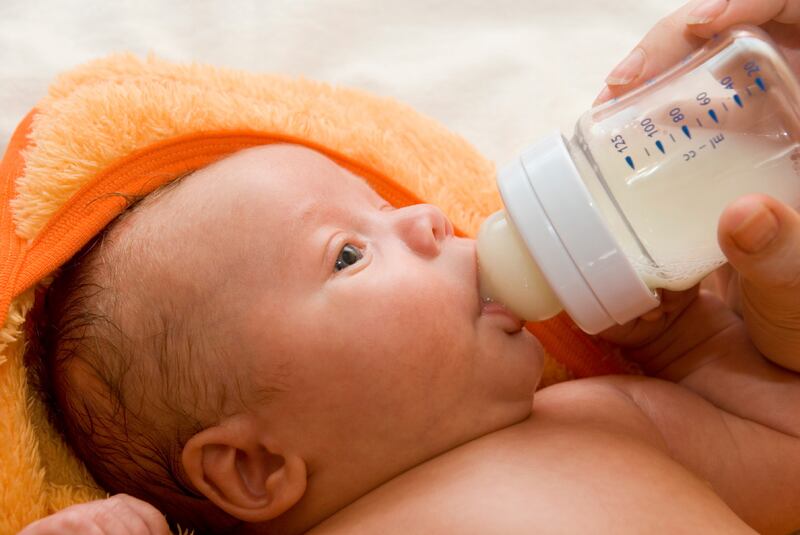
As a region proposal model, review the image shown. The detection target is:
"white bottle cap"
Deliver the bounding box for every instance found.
[497,133,659,334]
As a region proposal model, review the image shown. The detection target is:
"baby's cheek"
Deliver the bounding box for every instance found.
[326,269,470,364]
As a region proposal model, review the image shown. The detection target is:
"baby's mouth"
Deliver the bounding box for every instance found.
[480,300,525,334]
[472,238,524,334]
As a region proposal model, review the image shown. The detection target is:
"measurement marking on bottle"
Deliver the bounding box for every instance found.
[655,140,665,154]
[746,87,753,97]
[756,77,766,91]
[682,125,692,139]
[625,156,635,170]
[722,102,729,112]
[708,109,718,123]
[644,147,651,156]
[696,118,704,127]
[669,133,677,142]
[733,94,743,107]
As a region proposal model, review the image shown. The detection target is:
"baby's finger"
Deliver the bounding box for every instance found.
[595,287,699,350]
[94,495,169,535]
[718,194,800,371]
[110,494,170,535]
[687,0,800,39]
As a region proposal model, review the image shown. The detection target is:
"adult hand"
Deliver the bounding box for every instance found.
[595,0,800,106]
[595,1,800,372]
[715,194,800,371]
[17,494,169,535]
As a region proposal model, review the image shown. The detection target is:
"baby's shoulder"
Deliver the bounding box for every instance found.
[533,374,670,445]
[535,373,750,476]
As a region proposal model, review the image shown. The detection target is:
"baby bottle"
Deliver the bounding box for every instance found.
[478,25,800,334]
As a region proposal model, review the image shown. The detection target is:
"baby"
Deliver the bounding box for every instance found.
[28,140,800,534]
[22,2,800,534]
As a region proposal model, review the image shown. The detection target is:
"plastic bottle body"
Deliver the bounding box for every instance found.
[572,26,800,290]
[478,25,800,333]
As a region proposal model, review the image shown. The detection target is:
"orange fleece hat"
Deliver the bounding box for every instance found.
[0,53,632,531]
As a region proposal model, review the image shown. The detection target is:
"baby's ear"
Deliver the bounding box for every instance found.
[181,415,307,522]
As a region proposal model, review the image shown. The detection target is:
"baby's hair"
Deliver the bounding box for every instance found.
[25,177,245,534]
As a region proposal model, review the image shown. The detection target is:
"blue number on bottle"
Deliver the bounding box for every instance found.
[640,117,658,138]
[611,134,628,153]
[744,61,760,77]
[669,107,685,123]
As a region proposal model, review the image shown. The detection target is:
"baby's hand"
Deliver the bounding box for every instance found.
[17,494,169,535]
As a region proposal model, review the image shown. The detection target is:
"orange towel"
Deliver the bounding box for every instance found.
[0,53,631,531]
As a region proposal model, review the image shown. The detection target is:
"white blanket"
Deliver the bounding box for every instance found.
[0,0,683,164]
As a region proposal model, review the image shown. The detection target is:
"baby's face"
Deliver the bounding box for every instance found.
[155,144,543,469]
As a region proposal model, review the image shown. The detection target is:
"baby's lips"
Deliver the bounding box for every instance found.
[481,300,525,333]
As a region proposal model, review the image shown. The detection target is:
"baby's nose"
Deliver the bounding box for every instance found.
[391,204,453,257]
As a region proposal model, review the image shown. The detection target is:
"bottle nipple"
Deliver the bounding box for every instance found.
[477,210,562,321]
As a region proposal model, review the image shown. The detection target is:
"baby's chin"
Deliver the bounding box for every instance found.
[479,328,543,405]
[520,330,546,391]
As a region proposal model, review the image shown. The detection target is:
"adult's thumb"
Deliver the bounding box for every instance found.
[718,194,800,371]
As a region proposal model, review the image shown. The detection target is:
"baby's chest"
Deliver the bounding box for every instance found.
[311,423,751,534]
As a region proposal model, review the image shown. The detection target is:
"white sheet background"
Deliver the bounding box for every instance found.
[0,0,685,165]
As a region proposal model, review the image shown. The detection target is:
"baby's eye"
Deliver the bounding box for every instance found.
[334,243,364,272]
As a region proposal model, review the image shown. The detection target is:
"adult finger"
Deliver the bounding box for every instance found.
[686,0,800,39]
[718,194,800,371]
[595,0,800,105]
[595,3,706,104]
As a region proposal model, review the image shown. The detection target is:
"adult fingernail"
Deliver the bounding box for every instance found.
[687,0,728,25]
[731,202,779,254]
[593,86,614,106]
[606,48,646,86]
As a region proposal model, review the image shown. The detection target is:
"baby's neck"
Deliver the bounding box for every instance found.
[248,424,514,533]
